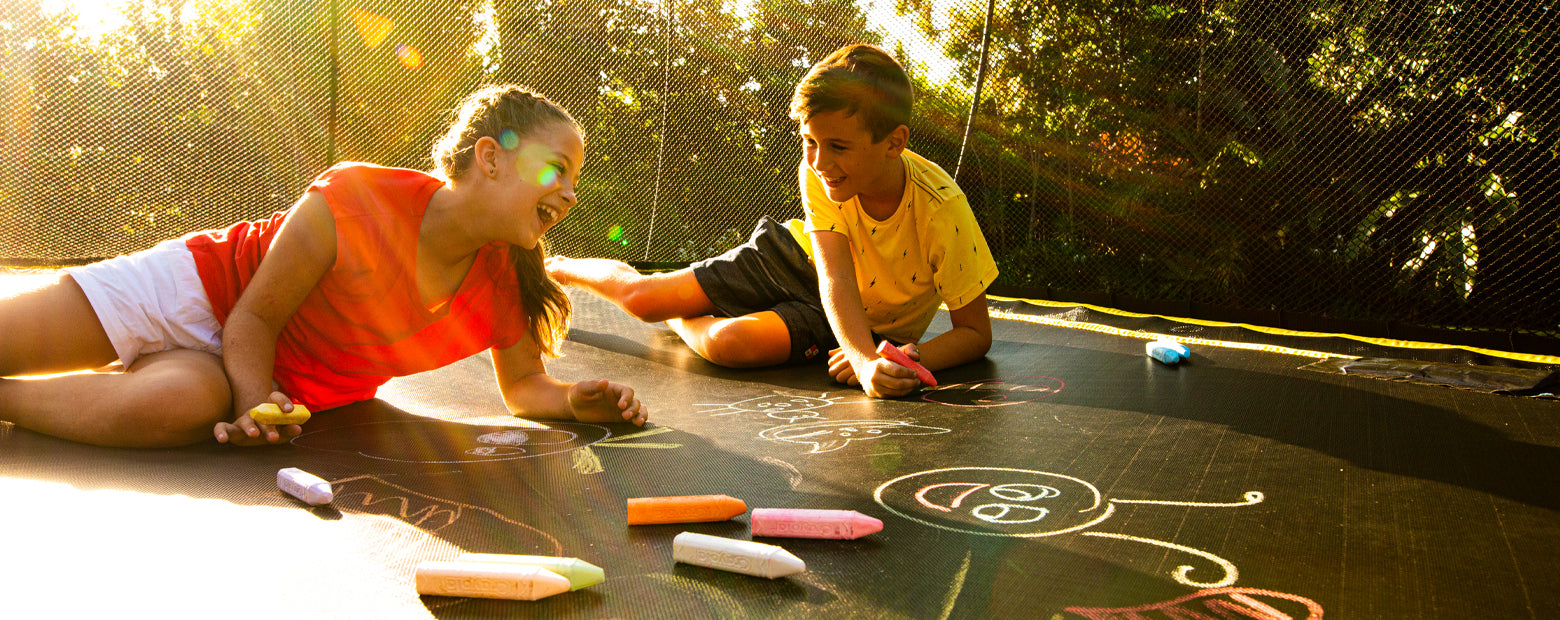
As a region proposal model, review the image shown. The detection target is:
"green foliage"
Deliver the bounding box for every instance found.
[2,0,1555,335]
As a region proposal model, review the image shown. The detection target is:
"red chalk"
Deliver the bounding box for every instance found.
[877,341,937,386]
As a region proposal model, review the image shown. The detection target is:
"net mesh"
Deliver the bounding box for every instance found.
[2,0,1555,342]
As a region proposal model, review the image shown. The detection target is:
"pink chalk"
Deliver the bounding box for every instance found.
[750,508,884,540]
[877,341,937,386]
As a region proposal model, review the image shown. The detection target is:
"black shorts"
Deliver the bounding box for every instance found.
[691,216,835,365]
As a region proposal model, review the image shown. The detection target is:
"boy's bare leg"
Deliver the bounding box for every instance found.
[668,311,792,368]
[0,274,232,448]
[546,257,717,322]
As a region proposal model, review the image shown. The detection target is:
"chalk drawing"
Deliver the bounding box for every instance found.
[921,377,1065,407]
[292,420,610,463]
[696,393,864,422]
[1063,587,1324,620]
[762,457,805,490]
[329,474,562,555]
[574,426,684,475]
[875,467,1263,588]
[759,420,951,453]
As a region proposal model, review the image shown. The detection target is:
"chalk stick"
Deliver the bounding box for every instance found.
[750,508,883,540]
[415,560,571,600]
[877,340,937,386]
[457,554,605,590]
[672,532,806,579]
[276,467,332,506]
[249,402,311,425]
[1146,339,1189,365]
[627,494,748,525]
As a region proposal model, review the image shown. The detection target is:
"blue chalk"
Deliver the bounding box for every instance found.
[1146,339,1189,364]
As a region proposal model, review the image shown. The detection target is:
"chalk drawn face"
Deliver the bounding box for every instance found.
[921,377,1065,407]
[292,421,610,463]
[697,394,845,422]
[874,467,1109,536]
[760,420,950,453]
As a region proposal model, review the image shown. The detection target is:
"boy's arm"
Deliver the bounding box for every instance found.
[909,293,993,372]
[491,334,648,426]
[811,230,920,398]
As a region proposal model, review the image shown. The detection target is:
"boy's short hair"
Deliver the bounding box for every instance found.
[789,44,913,143]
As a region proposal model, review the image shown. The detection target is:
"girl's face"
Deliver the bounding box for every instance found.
[492,123,584,249]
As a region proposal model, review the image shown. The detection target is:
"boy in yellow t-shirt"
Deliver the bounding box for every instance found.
[547,43,998,398]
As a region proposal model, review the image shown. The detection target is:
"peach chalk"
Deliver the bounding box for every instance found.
[415,560,571,600]
[877,341,937,386]
[627,494,748,525]
[672,532,806,579]
[750,508,883,540]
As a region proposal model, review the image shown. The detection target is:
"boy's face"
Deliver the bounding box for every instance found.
[799,109,905,205]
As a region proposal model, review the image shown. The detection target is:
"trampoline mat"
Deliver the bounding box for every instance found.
[2,290,1558,619]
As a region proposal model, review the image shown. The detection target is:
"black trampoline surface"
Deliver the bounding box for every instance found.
[2,284,1559,619]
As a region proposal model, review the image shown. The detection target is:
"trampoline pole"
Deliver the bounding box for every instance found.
[954,0,997,181]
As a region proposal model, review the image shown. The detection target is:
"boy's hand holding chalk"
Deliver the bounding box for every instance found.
[876,341,936,386]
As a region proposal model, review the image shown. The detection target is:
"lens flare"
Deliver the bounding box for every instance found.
[498,129,519,150]
[608,225,624,242]
[394,44,423,70]
[349,8,393,49]
[537,166,558,186]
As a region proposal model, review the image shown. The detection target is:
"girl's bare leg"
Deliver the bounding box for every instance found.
[0,274,232,448]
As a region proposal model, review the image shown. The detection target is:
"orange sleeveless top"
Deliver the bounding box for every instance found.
[187,163,526,409]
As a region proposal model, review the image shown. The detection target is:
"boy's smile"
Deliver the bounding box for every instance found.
[799,109,907,215]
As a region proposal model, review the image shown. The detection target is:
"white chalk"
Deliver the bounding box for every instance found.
[276,467,332,506]
[672,532,805,579]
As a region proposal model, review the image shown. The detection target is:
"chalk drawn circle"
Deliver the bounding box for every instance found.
[919,376,1065,408]
[874,467,1114,537]
[466,446,525,456]
[292,420,609,463]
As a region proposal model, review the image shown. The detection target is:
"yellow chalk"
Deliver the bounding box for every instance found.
[249,403,311,425]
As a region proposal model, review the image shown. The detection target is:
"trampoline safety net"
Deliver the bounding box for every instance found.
[1,0,1556,346]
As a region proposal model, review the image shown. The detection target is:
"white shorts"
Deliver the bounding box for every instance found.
[64,238,223,368]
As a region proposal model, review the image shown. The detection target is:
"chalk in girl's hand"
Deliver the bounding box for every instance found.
[877,340,937,386]
[249,402,311,425]
[1146,339,1191,365]
[277,467,333,506]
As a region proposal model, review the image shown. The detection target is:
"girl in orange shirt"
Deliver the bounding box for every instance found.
[0,85,647,448]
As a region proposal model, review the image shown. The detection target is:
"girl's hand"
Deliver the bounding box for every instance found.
[214,391,305,446]
[568,379,648,426]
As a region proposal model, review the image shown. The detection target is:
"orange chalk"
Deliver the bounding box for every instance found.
[627,494,748,525]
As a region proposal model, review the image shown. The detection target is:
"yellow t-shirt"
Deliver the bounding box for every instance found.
[791,149,999,343]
